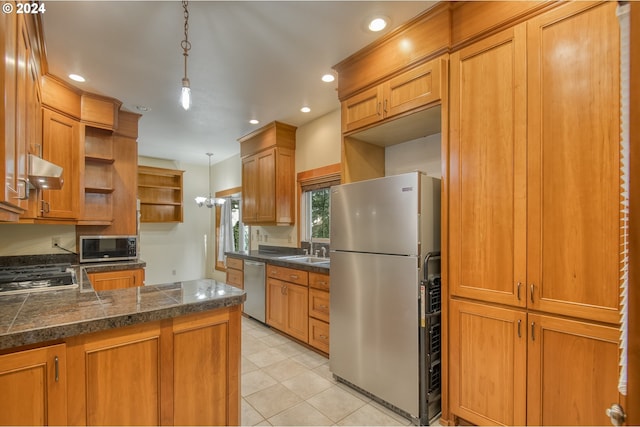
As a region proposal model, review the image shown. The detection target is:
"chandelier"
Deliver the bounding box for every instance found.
[195,153,224,208]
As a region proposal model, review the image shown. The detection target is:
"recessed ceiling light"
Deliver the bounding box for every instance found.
[68,73,85,82]
[301,106,311,113]
[368,16,388,32]
[249,119,259,125]
[136,105,150,112]
[321,73,335,83]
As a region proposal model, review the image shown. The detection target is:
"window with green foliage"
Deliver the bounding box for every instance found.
[298,165,340,245]
[305,188,330,240]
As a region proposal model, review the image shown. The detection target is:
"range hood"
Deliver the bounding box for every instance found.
[28,154,64,190]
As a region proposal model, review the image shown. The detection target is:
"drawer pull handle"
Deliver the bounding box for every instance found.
[530,284,535,303]
[318,305,328,309]
[54,356,59,382]
[531,322,535,341]
[517,319,521,338]
[317,281,327,285]
[290,274,299,279]
[319,335,328,340]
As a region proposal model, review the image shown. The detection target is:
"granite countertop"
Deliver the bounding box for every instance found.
[226,249,330,274]
[81,260,147,273]
[0,279,246,351]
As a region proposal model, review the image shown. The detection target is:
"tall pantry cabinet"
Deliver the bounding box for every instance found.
[448,2,622,425]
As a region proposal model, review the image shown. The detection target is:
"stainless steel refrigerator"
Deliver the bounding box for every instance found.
[329,172,441,425]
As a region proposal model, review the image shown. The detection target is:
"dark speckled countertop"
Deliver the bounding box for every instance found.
[0,279,245,351]
[226,246,330,274]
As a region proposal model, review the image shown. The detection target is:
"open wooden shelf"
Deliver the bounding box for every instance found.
[138,165,184,223]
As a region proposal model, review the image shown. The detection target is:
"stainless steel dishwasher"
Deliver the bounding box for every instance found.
[243,260,266,322]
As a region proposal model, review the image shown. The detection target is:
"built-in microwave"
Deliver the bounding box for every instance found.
[79,235,138,263]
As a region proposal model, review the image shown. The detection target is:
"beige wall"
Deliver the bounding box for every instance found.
[386,133,442,178]
[138,156,211,285]
[0,224,76,256]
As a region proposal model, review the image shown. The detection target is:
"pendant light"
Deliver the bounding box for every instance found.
[180,0,192,110]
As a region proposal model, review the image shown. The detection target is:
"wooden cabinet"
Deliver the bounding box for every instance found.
[66,307,241,426]
[171,309,241,426]
[526,313,620,426]
[1,9,38,220]
[138,165,183,223]
[0,343,67,426]
[239,121,296,225]
[66,320,162,425]
[41,108,81,220]
[449,300,527,426]
[342,57,444,134]
[448,2,623,425]
[88,268,145,291]
[266,265,308,342]
[225,256,243,288]
[449,23,527,309]
[308,273,330,354]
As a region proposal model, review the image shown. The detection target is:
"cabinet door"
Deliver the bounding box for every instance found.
[88,268,144,291]
[241,154,258,223]
[341,85,383,133]
[266,278,287,331]
[383,57,442,119]
[66,322,162,426]
[13,14,29,211]
[41,108,81,219]
[256,148,276,223]
[449,24,527,307]
[0,7,20,215]
[527,1,620,324]
[0,344,67,426]
[172,309,241,426]
[449,299,527,426]
[285,282,309,342]
[527,313,621,426]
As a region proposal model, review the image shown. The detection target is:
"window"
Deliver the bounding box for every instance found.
[214,187,247,272]
[297,164,341,245]
[301,188,330,242]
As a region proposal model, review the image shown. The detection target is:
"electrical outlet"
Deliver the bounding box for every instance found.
[172,269,176,276]
[51,237,61,248]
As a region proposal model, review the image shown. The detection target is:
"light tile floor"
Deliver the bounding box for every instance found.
[241,316,439,426]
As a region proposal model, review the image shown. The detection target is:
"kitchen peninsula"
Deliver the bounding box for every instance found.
[0,273,245,425]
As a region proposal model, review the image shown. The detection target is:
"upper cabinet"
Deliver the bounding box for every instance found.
[341,58,445,134]
[0,11,140,229]
[333,4,451,184]
[239,121,296,225]
[0,10,39,220]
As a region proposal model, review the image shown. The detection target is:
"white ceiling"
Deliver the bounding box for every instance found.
[41,1,435,166]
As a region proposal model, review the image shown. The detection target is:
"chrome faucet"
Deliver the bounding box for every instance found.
[320,246,327,258]
[308,238,314,257]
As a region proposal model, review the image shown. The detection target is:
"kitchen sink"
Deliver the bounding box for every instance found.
[277,255,330,265]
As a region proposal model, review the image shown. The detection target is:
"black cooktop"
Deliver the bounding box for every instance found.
[0,263,77,295]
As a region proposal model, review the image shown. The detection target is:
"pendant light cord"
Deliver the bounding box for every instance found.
[181,0,191,80]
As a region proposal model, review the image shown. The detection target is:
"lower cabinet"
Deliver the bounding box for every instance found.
[449,299,621,426]
[308,272,330,354]
[65,306,240,426]
[266,265,331,354]
[87,268,144,291]
[266,277,308,343]
[225,256,243,288]
[0,344,67,426]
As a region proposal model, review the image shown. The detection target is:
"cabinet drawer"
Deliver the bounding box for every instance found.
[309,272,330,291]
[226,269,243,288]
[308,318,329,354]
[309,288,330,322]
[267,265,308,286]
[226,257,243,271]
